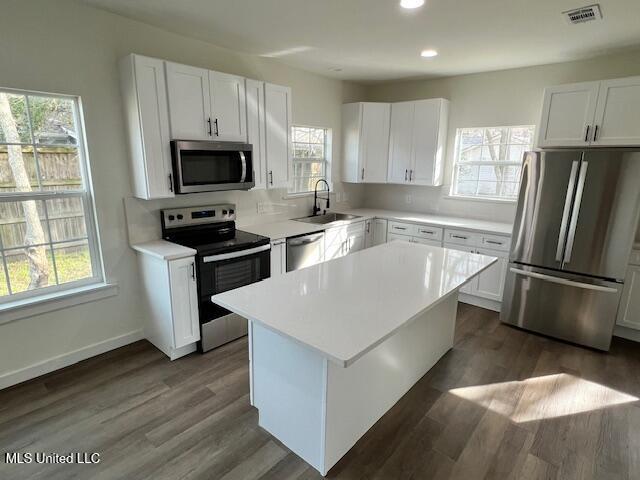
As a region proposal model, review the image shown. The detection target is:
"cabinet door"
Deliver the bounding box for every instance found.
[616,265,640,330]
[346,233,365,255]
[388,102,414,184]
[246,79,266,189]
[209,71,247,142]
[325,226,347,260]
[264,83,291,189]
[410,99,443,186]
[443,242,477,294]
[360,103,390,183]
[372,219,388,246]
[474,247,509,301]
[387,232,411,243]
[165,62,211,140]
[592,76,640,146]
[120,54,173,199]
[537,82,599,148]
[270,240,285,277]
[169,257,200,348]
[364,220,373,248]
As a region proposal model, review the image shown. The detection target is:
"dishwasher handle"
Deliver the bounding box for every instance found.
[287,232,324,246]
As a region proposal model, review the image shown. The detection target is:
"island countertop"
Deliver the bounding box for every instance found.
[212,241,497,367]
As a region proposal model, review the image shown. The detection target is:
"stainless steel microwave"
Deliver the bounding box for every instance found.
[170,140,254,193]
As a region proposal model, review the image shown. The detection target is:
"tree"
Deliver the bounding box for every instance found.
[0,93,49,289]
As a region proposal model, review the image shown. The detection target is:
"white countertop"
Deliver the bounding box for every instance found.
[241,208,513,240]
[212,241,497,367]
[131,239,197,260]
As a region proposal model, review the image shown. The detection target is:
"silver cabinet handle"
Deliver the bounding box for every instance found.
[287,233,324,246]
[203,244,271,263]
[584,125,590,142]
[168,173,173,192]
[409,169,413,181]
[393,226,407,231]
[451,234,468,240]
[207,118,212,136]
[361,168,365,181]
[556,160,579,262]
[214,118,219,136]
[420,230,435,235]
[593,125,599,141]
[564,160,588,263]
[269,171,273,185]
[405,169,408,181]
[485,240,503,245]
[191,262,196,280]
[509,267,618,293]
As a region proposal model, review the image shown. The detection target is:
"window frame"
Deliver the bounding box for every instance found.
[289,124,332,195]
[449,125,535,202]
[0,87,104,304]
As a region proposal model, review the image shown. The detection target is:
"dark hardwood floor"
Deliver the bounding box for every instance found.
[1,304,640,479]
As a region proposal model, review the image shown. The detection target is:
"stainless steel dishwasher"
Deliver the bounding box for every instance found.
[286,232,325,272]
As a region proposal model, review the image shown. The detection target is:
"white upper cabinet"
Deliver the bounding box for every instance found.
[537,75,640,147]
[165,62,212,140]
[591,76,640,146]
[388,99,448,186]
[264,83,292,189]
[410,99,448,186]
[341,103,390,183]
[165,62,247,142]
[119,54,174,199]
[209,71,247,142]
[246,79,266,189]
[388,102,414,183]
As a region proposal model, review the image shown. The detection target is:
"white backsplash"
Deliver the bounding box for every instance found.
[124,185,364,245]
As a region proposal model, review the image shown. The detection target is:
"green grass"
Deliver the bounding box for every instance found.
[0,248,92,297]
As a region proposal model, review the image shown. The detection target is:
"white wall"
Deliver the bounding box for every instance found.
[364,48,640,224]
[0,0,366,386]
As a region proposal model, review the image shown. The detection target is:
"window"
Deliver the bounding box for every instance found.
[451,125,535,200]
[290,125,330,194]
[0,88,103,303]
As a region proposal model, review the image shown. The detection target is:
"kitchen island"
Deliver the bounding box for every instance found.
[212,241,496,475]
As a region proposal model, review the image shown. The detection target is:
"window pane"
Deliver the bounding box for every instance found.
[29,95,78,145]
[310,144,324,158]
[507,145,526,163]
[37,146,82,190]
[0,200,49,249]
[510,127,534,145]
[455,181,478,196]
[4,247,56,294]
[0,145,38,191]
[457,165,479,181]
[0,254,8,297]
[0,93,31,143]
[459,129,483,150]
[477,181,498,196]
[459,145,481,163]
[309,129,325,144]
[293,128,309,143]
[53,240,93,284]
[484,127,507,145]
[293,145,312,158]
[46,197,87,241]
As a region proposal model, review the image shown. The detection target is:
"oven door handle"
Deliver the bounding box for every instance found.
[239,151,247,183]
[202,243,271,263]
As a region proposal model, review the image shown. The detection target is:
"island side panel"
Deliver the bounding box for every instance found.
[252,322,328,473]
[323,293,458,473]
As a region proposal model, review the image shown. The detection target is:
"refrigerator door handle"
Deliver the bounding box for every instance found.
[555,160,580,262]
[563,160,588,264]
[509,268,618,293]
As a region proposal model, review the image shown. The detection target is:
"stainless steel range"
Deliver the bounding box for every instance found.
[161,204,271,352]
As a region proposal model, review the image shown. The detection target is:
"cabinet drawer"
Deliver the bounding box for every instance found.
[630,250,640,266]
[414,225,443,241]
[388,221,413,236]
[412,237,441,247]
[480,233,511,252]
[346,220,365,236]
[444,229,480,247]
[388,232,411,242]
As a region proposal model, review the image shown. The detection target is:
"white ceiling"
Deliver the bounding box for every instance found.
[85,0,640,82]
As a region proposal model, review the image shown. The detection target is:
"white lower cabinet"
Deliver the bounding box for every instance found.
[473,247,509,301]
[325,221,365,261]
[138,254,200,360]
[365,218,388,247]
[617,263,640,330]
[270,239,286,277]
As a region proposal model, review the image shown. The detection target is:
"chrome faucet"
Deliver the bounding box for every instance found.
[313,179,330,216]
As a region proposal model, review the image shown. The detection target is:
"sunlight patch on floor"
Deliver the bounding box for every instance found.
[449,373,638,423]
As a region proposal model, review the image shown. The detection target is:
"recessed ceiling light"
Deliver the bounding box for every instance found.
[400,0,425,9]
[421,49,438,58]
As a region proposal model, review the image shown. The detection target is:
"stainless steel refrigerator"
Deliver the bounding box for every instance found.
[501,149,640,350]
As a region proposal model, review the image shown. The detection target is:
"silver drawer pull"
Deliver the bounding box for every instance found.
[451,234,468,240]
[509,268,618,293]
[420,230,435,234]
[394,226,407,231]
[485,240,503,245]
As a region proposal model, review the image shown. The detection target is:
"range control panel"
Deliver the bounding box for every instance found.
[161,204,236,229]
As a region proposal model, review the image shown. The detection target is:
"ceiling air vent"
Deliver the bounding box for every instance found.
[563,4,602,24]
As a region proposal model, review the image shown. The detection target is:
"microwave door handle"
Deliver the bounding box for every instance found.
[555,159,580,262]
[239,152,247,183]
[563,160,588,264]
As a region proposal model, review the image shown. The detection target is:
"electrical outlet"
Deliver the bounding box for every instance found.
[405,194,412,204]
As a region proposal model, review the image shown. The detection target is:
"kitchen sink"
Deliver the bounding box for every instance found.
[293,212,362,225]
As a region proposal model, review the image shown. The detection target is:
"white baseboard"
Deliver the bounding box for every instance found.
[458,293,502,312]
[614,325,640,343]
[0,329,144,390]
